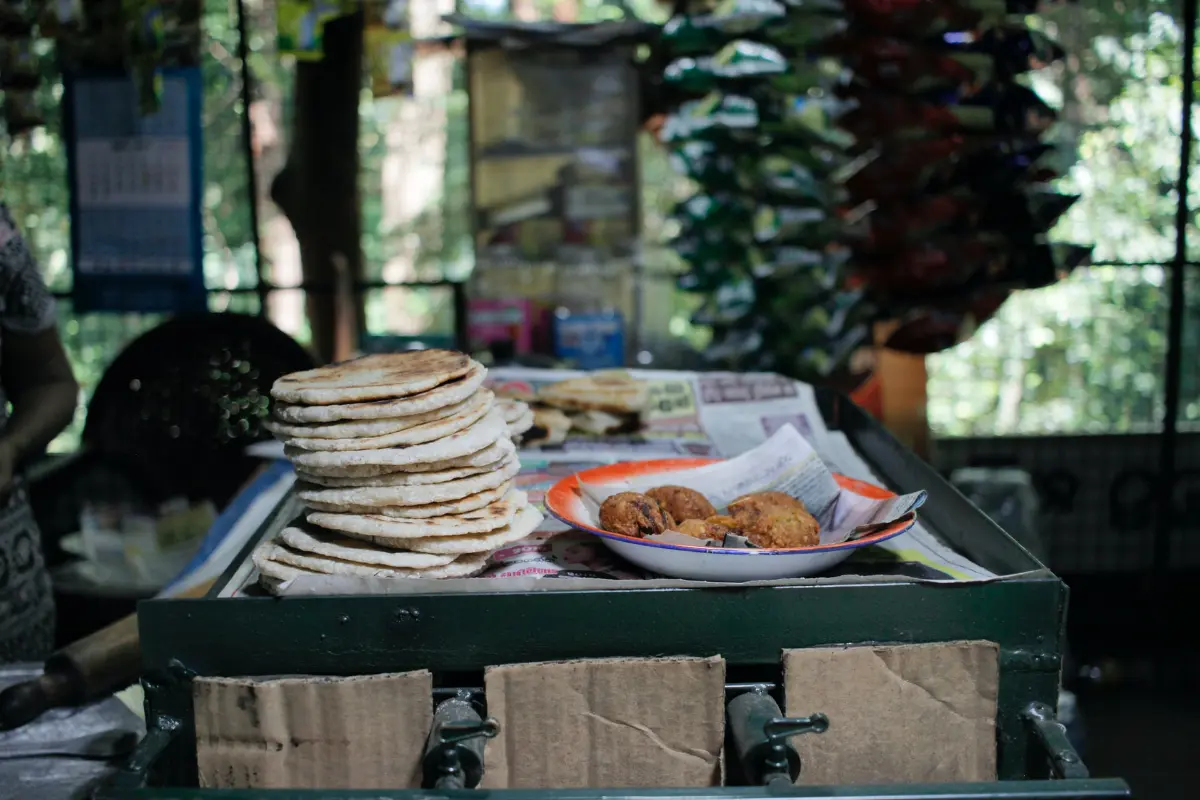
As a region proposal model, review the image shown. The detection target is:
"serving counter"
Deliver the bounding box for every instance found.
[99,390,1127,800]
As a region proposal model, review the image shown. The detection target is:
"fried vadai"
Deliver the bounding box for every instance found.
[598,492,675,538]
[726,491,820,548]
[676,518,734,541]
[646,485,717,524]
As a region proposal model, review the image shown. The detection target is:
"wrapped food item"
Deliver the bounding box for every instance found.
[839,0,1052,38]
[949,23,1066,76]
[819,34,994,92]
[753,198,873,245]
[664,40,845,94]
[663,0,849,56]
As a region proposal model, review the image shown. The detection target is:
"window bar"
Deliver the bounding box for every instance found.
[1154,0,1197,675]
[235,0,267,316]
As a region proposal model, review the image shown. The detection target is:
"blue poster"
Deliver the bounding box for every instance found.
[65,68,206,312]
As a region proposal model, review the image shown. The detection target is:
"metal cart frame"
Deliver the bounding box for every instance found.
[98,391,1131,799]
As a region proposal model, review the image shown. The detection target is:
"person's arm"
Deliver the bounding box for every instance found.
[0,326,78,473]
[0,205,79,490]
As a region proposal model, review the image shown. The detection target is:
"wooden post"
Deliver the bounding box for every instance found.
[270,12,365,364]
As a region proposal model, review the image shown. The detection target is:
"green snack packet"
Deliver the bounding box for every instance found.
[664,40,789,92]
[663,0,847,56]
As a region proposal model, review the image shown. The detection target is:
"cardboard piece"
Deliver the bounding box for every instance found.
[483,656,725,788]
[194,671,432,789]
[783,642,998,785]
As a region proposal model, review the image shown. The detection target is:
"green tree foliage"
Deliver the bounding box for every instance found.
[927,1,1200,436]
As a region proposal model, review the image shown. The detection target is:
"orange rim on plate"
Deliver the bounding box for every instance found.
[544,458,916,555]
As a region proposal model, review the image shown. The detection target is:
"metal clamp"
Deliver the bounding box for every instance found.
[1023,701,1089,780]
[422,692,500,790]
[727,687,828,786]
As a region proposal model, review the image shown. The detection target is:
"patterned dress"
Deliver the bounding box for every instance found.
[0,203,57,661]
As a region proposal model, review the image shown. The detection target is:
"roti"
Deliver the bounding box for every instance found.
[295,457,519,508]
[271,350,473,405]
[307,491,525,539]
[281,390,493,451]
[267,389,488,439]
[402,505,543,554]
[536,370,648,414]
[304,481,512,518]
[523,406,572,447]
[274,362,487,423]
[293,438,515,479]
[507,407,535,439]
[279,525,457,568]
[497,398,528,424]
[296,454,513,488]
[261,542,488,579]
[286,409,507,469]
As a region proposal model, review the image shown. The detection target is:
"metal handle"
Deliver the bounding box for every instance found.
[728,687,828,786]
[1024,701,1089,780]
[422,693,500,790]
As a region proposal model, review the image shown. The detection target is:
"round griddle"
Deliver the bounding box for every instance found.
[83,313,315,506]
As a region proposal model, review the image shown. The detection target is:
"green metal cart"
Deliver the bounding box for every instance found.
[98,391,1131,800]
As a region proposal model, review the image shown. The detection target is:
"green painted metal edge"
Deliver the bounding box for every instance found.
[95,778,1132,800]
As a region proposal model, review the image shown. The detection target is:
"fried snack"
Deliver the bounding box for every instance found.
[706,515,740,531]
[646,485,718,524]
[727,491,820,549]
[598,492,675,538]
[676,518,733,541]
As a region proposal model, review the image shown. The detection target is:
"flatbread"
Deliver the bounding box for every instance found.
[253,545,314,583]
[523,406,572,447]
[271,350,473,405]
[274,362,487,423]
[497,398,528,424]
[262,542,488,579]
[304,481,512,518]
[307,491,526,539]
[507,408,535,439]
[402,505,543,554]
[295,454,513,488]
[279,525,457,567]
[286,409,507,469]
[536,370,648,414]
[267,388,488,439]
[293,438,515,479]
[281,390,493,451]
[295,457,519,508]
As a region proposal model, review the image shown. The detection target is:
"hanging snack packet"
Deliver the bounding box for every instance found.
[819,34,994,92]
[948,23,1065,77]
[663,0,849,55]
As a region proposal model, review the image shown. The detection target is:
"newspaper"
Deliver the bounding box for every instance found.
[575,425,925,547]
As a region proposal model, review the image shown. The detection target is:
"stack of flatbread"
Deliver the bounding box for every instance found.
[497,398,534,443]
[511,370,648,445]
[252,350,542,591]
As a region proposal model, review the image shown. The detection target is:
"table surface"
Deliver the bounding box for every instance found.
[0,664,144,800]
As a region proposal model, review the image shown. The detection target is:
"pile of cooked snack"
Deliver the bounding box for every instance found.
[499,371,649,447]
[599,486,820,549]
[252,350,542,589]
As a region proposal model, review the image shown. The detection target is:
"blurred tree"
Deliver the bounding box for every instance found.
[927,1,1200,436]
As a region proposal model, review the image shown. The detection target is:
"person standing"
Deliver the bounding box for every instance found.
[0,204,78,662]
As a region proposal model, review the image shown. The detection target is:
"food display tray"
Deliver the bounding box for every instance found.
[103,389,1129,800]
